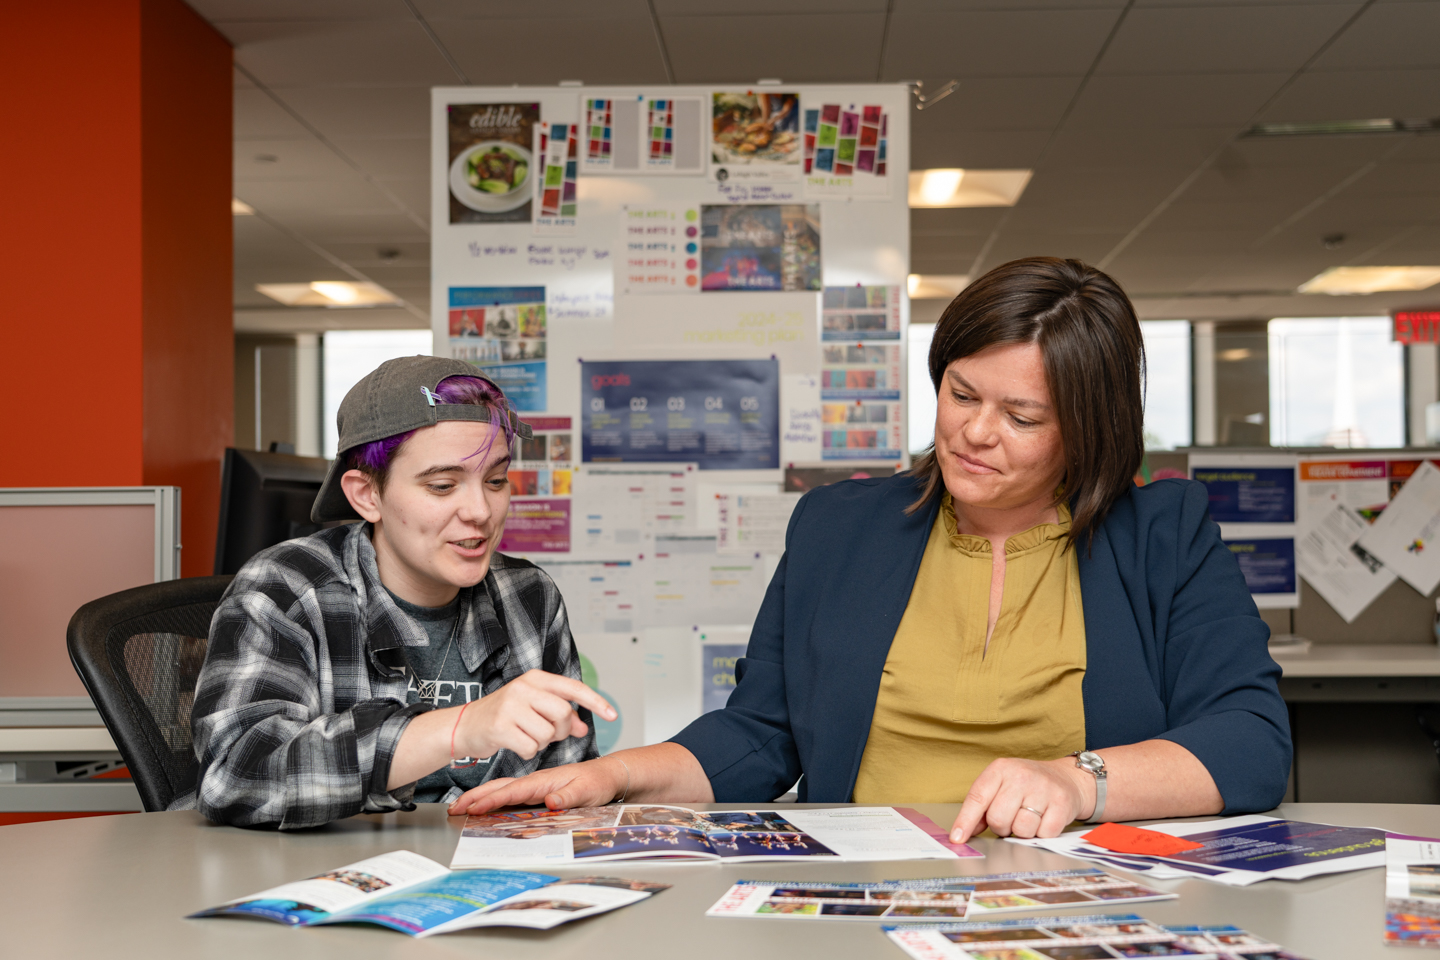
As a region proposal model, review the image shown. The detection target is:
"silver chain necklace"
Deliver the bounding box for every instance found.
[415,611,462,706]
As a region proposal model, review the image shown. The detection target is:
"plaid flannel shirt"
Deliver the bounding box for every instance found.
[187,522,596,829]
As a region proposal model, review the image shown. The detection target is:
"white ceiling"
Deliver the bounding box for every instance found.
[205,0,1440,327]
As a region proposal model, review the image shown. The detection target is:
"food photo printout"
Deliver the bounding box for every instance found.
[451,805,963,868]
[706,869,1174,923]
[883,915,1309,960]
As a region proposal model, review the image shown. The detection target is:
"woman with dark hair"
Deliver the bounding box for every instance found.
[448,258,1291,841]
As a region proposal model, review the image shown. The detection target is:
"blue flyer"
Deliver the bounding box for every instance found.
[1225,537,1296,594]
[1162,819,1385,872]
[1191,466,1295,523]
[581,359,779,469]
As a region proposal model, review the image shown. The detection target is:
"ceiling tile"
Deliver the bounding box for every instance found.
[233,138,360,181]
[656,0,885,11]
[983,232,1129,264]
[275,86,432,140]
[234,86,316,141]
[1064,73,1290,127]
[1043,125,1235,166]
[275,211,432,244]
[226,20,458,86]
[1259,69,1440,122]
[912,129,1053,169]
[1310,2,1440,70]
[414,0,653,17]
[663,14,885,83]
[1097,5,1360,75]
[434,17,667,85]
[1225,134,1404,168]
[332,138,430,180]
[882,7,1121,79]
[237,175,399,217]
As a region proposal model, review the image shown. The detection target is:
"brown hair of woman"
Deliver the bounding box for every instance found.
[908,256,1146,547]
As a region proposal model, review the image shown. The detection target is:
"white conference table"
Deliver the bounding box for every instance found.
[0,801,1424,959]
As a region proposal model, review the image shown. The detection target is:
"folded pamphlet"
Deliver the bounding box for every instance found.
[884,914,1309,960]
[1385,832,1440,946]
[705,869,1175,922]
[1009,815,1385,886]
[452,804,962,868]
[189,849,667,937]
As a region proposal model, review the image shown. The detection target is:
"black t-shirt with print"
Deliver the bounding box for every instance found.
[385,587,495,802]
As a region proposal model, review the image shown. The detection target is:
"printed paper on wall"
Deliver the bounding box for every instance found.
[448,103,540,224]
[448,285,547,412]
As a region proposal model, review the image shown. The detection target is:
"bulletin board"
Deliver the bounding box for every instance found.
[432,85,911,749]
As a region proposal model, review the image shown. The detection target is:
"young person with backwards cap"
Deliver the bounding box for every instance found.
[188,356,615,829]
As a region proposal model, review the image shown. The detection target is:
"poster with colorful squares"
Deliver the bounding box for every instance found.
[806,103,889,199]
[534,122,578,235]
[647,98,674,166]
[583,98,613,168]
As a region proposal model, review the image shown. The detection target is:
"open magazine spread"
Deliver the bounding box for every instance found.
[884,914,1310,960]
[452,804,962,867]
[190,850,668,937]
[1010,815,1386,886]
[1386,832,1440,946]
[706,869,1175,922]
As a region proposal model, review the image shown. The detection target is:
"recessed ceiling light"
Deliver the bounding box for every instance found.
[907,169,1031,208]
[256,281,401,307]
[908,274,970,299]
[1298,267,1440,296]
[231,198,254,215]
[1243,117,1438,138]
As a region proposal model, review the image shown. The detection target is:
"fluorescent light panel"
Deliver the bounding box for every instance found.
[908,169,1032,208]
[256,281,401,307]
[1245,117,1438,138]
[1298,267,1440,296]
[231,198,255,215]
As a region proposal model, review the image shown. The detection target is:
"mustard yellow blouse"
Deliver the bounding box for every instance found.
[852,494,1087,803]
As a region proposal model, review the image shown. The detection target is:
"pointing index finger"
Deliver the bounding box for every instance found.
[534,673,617,721]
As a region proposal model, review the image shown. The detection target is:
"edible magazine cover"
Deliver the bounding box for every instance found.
[190,850,668,937]
[706,870,1174,922]
[884,914,1310,960]
[452,804,962,868]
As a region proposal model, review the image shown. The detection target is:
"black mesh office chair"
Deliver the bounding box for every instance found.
[66,576,234,812]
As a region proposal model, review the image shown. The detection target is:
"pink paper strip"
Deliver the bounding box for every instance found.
[895,807,985,858]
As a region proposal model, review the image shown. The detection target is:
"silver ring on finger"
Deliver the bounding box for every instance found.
[1020,805,1044,818]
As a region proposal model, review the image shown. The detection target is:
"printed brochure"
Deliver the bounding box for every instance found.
[190,850,667,937]
[452,804,962,868]
[706,869,1175,922]
[1011,815,1385,886]
[1385,832,1440,946]
[884,914,1309,960]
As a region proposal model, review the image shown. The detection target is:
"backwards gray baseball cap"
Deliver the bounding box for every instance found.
[310,355,533,523]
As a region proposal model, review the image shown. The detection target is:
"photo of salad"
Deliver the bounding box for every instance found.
[464,144,528,196]
[447,102,539,223]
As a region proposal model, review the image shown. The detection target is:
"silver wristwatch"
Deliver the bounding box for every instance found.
[1072,750,1108,823]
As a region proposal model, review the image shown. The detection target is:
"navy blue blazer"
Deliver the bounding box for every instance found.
[671,473,1292,813]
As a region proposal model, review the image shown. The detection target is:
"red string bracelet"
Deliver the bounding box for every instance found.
[450,700,480,768]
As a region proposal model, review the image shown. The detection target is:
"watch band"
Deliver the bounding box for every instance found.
[1072,751,1108,823]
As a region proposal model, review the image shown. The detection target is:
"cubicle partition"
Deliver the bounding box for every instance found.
[0,487,179,815]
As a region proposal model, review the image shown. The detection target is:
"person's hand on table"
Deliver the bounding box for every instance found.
[949,756,1095,843]
[455,670,615,764]
[447,756,626,817]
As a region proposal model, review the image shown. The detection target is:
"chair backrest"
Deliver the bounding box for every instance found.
[67,575,234,811]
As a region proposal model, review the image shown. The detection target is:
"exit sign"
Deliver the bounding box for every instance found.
[1394,310,1440,343]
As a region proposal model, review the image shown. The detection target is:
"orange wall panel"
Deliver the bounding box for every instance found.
[0,4,145,486]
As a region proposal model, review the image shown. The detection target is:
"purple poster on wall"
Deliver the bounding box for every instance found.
[500,499,570,553]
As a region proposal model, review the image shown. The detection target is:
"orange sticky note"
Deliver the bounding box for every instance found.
[1082,822,1205,857]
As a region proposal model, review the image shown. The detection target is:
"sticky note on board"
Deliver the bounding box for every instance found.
[1081,822,1204,856]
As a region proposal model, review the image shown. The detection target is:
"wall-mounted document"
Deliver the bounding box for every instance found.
[1357,459,1440,596]
[1295,503,1396,622]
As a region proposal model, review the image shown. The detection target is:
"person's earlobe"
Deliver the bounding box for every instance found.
[340,469,384,523]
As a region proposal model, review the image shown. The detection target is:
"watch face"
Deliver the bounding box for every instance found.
[1077,751,1105,772]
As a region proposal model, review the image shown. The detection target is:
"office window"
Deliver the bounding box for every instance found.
[1140,321,1192,450]
[908,322,936,454]
[1268,317,1402,448]
[323,329,434,458]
